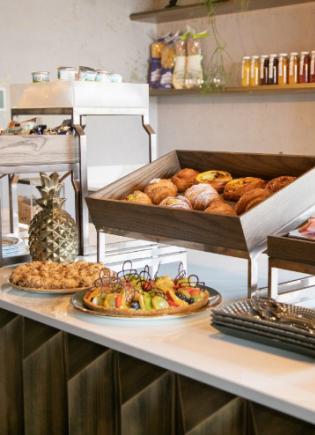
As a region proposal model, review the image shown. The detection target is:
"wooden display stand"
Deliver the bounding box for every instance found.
[87,150,315,296]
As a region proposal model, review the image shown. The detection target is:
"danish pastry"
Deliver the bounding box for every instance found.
[204,198,236,216]
[144,179,178,205]
[266,176,296,193]
[125,190,152,205]
[172,168,199,192]
[159,195,192,210]
[235,188,271,215]
[195,170,232,192]
[223,177,266,201]
[185,183,219,210]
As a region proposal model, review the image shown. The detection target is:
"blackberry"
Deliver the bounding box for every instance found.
[130,301,140,310]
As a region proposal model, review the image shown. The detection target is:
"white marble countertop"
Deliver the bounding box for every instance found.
[1,255,315,425]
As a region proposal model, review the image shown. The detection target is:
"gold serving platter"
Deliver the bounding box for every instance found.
[9,280,90,295]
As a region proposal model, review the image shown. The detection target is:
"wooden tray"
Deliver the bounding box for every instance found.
[268,234,315,275]
[87,150,315,259]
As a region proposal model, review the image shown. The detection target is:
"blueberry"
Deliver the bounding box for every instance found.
[130,301,140,310]
[175,292,194,304]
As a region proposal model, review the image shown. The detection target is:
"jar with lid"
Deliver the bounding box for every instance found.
[310,51,315,83]
[289,52,299,84]
[299,51,310,83]
[268,54,278,85]
[278,53,288,85]
[241,56,250,87]
[250,55,260,87]
[259,55,269,85]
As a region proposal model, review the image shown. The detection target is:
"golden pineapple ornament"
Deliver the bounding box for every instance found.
[29,172,79,262]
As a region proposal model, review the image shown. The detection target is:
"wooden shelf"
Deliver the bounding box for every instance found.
[130,0,314,23]
[150,83,315,96]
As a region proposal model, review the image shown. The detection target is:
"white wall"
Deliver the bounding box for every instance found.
[156,2,315,157]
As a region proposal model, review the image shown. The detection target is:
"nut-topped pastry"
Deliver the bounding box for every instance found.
[144,178,178,205]
[185,183,219,210]
[159,195,192,210]
[266,176,297,193]
[124,190,152,205]
[172,168,199,192]
[195,170,232,193]
[204,198,236,216]
[223,177,266,201]
[235,188,271,215]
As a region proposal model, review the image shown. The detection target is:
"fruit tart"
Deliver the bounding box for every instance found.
[83,262,209,317]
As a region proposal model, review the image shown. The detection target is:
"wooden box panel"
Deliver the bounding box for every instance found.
[0,134,78,166]
[268,235,315,267]
[87,151,315,256]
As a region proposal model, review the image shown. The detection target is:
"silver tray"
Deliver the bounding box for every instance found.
[72,285,222,320]
[213,321,315,358]
[213,299,315,338]
[213,313,315,346]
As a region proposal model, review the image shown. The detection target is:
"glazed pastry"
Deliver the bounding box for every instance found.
[144,178,178,205]
[223,177,266,201]
[235,188,271,215]
[266,176,297,193]
[195,170,232,192]
[204,198,236,216]
[185,183,219,210]
[125,190,152,205]
[159,195,192,210]
[172,168,199,192]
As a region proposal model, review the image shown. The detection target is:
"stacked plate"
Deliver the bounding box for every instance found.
[1,236,27,257]
[212,299,315,358]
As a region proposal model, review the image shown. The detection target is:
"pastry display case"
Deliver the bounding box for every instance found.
[87,150,315,295]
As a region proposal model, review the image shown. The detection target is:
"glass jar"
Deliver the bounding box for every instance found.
[250,55,260,87]
[278,53,288,85]
[268,54,278,85]
[289,52,299,84]
[259,55,269,85]
[299,51,310,83]
[241,56,251,87]
[310,51,315,83]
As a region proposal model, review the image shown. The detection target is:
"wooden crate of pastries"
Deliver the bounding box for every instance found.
[87,151,315,257]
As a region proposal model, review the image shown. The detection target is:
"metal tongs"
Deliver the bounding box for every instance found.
[250,297,315,334]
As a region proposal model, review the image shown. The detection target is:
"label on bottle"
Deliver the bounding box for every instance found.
[279,58,283,77]
[311,56,315,75]
[186,55,203,87]
[269,59,274,80]
[260,60,265,80]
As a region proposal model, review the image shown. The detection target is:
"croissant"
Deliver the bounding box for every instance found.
[144,179,178,205]
[235,188,271,215]
[204,198,236,216]
[185,183,219,210]
[266,176,296,193]
[223,177,266,201]
[172,168,199,192]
